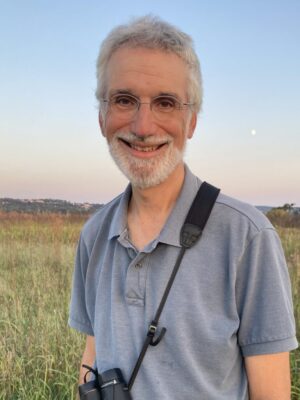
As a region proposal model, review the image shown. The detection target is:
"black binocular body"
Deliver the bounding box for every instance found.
[79,368,132,400]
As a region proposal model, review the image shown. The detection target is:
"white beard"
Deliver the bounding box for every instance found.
[107,132,186,189]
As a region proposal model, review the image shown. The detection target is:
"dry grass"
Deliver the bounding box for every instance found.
[0,212,299,399]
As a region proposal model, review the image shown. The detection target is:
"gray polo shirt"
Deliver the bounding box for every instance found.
[69,166,297,400]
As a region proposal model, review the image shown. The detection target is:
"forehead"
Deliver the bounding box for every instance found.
[105,47,189,97]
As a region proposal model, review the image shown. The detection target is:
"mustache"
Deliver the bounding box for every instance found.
[115,132,172,145]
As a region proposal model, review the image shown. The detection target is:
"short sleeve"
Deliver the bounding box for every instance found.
[236,228,298,356]
[68,233,94,336]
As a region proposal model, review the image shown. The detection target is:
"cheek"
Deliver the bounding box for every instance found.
[104,114,131,137]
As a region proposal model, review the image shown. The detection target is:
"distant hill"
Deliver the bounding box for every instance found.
[0,198,298,216]
[256,206,273,214]
[0,198,103,214]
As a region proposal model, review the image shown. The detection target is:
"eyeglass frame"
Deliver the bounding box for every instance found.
[100,92,195,120]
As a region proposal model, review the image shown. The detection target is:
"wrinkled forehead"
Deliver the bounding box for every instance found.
[104,46,190,99]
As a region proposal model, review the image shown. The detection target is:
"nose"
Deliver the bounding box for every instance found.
[130,103,157,137]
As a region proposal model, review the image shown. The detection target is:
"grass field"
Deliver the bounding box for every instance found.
[0,212,299,399]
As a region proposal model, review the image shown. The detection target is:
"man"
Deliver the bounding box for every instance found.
[69,16,298,399]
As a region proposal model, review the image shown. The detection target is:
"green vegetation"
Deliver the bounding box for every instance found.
[0,198,102,214]
[277,225,300,399]
[0,213,86,399]
[267,205,300,229]
[0,212,299,399]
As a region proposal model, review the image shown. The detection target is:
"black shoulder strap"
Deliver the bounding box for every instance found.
[180,181,220,248]
[127,181,220,391]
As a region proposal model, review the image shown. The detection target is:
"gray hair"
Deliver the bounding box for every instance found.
[95,15,202,114]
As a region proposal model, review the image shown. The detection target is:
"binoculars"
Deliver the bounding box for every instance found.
[79,368,132,400]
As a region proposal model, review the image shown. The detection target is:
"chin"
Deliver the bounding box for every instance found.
[109,141,184,189]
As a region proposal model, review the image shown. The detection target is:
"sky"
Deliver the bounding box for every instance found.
[0,1,299,206]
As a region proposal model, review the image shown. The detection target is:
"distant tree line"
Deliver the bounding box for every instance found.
[0,198,103,215]
[267,203,300,228]
[1,198,299,228]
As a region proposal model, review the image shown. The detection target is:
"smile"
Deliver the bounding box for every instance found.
[119,138,168,153]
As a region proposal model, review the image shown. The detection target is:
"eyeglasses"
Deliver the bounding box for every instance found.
[101,93,194,121]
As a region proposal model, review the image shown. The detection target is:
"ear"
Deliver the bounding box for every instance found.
[99,111,106,137]
[187,112,197,139]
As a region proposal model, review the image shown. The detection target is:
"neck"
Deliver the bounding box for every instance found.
[126,163,185,250]
[129,162,185,218]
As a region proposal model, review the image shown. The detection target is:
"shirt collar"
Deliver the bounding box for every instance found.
[107,165,202,247]
[108,184,132,240]
[157,165,201,247]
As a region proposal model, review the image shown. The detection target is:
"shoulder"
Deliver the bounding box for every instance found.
[205,190,277,253]
[187,168,273,236]
[214,191,274,233]
[79,192,123,248]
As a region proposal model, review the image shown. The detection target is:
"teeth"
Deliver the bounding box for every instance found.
[130,144,161,152]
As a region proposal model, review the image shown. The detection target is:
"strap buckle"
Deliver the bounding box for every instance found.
[180,223,202,248]
[147,321,167,346]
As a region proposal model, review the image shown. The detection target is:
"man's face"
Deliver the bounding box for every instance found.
[100,47,197,189]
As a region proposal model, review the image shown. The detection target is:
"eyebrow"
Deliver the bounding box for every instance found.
[108,89,181,99]
[157,92,181,99]
[109,89,135,97]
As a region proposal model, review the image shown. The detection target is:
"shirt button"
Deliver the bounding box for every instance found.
[135,263,142,269]
[127,248,136,259]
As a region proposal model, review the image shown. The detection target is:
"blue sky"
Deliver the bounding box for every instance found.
[1,1,299,205]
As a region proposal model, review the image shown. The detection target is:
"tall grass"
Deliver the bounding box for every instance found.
[277,226,300,399]
[0,212,299,399]
[0,213,86,399]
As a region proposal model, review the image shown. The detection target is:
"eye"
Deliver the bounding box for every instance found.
[152,96,179,112]
[111,94,137,110]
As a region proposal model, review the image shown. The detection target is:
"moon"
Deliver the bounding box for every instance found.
[251,129,256,136]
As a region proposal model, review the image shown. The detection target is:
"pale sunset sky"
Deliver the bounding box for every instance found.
[1,1,299,206]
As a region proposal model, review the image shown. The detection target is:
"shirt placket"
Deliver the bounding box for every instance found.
[125,249,149,307]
